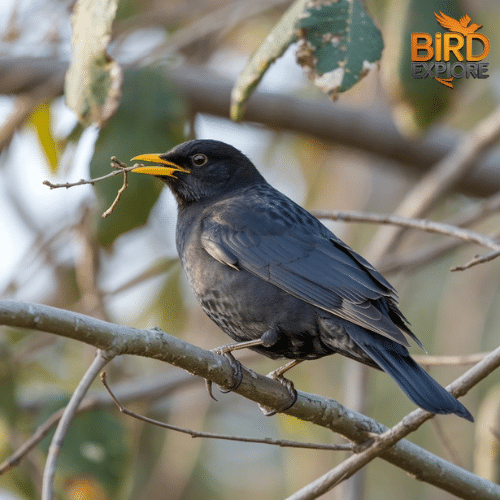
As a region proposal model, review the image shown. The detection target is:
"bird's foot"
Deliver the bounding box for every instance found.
[205,346,243,401]
[259,364,299,416]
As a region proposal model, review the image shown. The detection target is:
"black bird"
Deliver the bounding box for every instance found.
[131,139,473,421]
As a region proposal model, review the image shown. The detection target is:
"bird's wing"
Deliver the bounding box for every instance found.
[201,205,417,347]
[459,14,471,28]
[435,11,460,31]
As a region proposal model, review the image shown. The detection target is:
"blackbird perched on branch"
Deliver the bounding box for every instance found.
[131,139,473,421]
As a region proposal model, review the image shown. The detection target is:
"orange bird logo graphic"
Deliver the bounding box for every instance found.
[432,12,484,88]
[434,12,483,36]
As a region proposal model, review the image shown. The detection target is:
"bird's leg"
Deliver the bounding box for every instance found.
[205,338,265,399]
[259,359,303,416]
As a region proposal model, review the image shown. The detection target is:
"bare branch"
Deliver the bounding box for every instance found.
[1,410,63,476]
[42,162,138,189]
[41,349,114,500]
[101,372,353,452]
[101,170,128,218]
[312,210,500,252]
[43,157,144,218]
[451,248,500,272]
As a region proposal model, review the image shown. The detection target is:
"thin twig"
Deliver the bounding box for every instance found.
[451,248,500,272]
[101,170,128,218]
[41,350,114,500]
[43,157,140,218]
[312,210,500,252]
[42,161,138,189]
[101,372,353,452]
[1,410,65,476]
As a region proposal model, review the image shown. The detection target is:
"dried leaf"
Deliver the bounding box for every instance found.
[65,0,122,126]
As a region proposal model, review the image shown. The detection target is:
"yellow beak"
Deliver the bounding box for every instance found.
[130,154,190,177]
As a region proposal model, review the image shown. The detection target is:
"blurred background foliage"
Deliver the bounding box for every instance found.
[1,0,500,499]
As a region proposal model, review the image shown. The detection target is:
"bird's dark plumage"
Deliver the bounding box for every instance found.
[132,139,473,421]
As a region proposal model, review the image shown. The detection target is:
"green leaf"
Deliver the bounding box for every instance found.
[65,0,122,126]
[90,69,186,247]
[29,102,59,173]
[230,0,308,122]
[39,407,129,497]
[295,0,384,98]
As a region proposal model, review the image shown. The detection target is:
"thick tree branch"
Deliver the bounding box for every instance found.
[1,300,499,499]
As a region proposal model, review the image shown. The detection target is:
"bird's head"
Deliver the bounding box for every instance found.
[131,139,266,207]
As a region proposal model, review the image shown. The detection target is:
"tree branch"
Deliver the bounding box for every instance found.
[42,160,139,189]
[1,300,499,499]
[451,248,500,272]
[101,372,353,452]
[41,349,114,500]
[312,210,500,252]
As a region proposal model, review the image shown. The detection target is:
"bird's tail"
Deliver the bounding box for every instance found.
[348,327,473,421]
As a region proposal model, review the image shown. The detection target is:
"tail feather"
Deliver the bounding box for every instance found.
[348,327,473,422]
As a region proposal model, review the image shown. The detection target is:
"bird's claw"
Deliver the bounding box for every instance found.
[259,372,298,416]
[205,347,243,400]
[205,379,218,401]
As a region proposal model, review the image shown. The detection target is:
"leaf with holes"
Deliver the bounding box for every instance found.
[295,0,383,99]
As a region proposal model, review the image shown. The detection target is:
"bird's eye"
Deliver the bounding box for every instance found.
[192,154,207,166]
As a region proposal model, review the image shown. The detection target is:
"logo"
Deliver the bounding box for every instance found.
[411,12,490,88]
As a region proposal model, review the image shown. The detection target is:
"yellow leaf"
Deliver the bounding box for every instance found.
[29,102,59,173]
